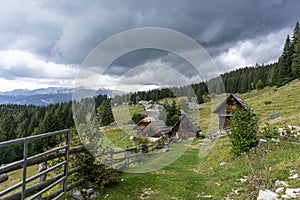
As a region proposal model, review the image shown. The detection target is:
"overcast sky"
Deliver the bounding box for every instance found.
[0,0,299,92]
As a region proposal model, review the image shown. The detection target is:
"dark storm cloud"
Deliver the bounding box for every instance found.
[1,0,300,91]
[2,0,299,64]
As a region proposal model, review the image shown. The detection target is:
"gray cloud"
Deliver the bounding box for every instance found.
[0,0,300,91]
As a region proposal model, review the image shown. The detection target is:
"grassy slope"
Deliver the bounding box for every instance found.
[240,79,300,127]
[95,80,300,199]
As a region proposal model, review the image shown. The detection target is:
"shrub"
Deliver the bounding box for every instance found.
[264,101,272,105]
[227,107,259,155]
[131,112,145,124]
[166,114,180,126]
[259,124,277,139]
[256,79,264,90]
[133,137,150,153]
[68,127,120,190]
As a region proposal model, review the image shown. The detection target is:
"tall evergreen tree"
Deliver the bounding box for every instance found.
[97,99,114,126]
[276,35,293,86]
[292,22,300,78]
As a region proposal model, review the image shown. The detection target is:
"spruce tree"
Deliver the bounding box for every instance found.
[292,22,300,78]
[97,99,114,126]
[276,35,293,86]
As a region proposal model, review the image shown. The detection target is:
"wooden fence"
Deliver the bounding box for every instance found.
[0,129,86,200]
[0,130,169,199]
[105,138,166,170]
[259,111,281,122]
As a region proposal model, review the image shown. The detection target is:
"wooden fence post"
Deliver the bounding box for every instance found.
[39,162,47,182]
[109,148,113,168]
[140,144,143,155]
[125,146,129,167]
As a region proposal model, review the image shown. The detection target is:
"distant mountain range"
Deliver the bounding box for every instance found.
[0,87,124,106]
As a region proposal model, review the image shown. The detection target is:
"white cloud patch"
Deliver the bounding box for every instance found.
[0,50,78,91]
[75,62,196,92]
[214,28,291,72]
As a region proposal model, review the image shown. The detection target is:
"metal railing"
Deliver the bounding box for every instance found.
[0,129,70,200]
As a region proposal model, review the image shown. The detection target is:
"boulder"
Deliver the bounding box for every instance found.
[0,173,8,183]
[257,190,278,200]
[271,138,280,143]
[258,139,268,145]
[275,180,289,187]
[90,192,100,199]
[278,128,284,134]
[286,125,293,130]
[288,173,298,179]
[285,188,300,198]
[71,189,84,200]
[275,187,284,194]
[87,188,95,196]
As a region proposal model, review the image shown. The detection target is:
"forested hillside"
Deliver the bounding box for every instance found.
[0,22,299,165]
[118,22,300,103]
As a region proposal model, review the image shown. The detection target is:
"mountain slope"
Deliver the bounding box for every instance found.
[0,87,124,106]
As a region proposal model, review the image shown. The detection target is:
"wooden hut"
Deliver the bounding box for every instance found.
[213,94,255,130]
[133,117,171,137]
[171,111,201,140]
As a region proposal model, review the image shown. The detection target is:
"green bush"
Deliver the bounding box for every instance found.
[264,101,272,105]
[227,107,259,155]
[131,112,145,124]
[260,124,277,139]
[68,128,120,190]
[256,79,264,90]
[133,137,150,153]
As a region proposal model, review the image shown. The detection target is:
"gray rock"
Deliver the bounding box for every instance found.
[90,192,99,199]
[71,189,84,200]
[288,173,298,179]
[289,169,297,175]
[162,148,172,152]
[0,173,8,183]
[220,162,228,166]
[271,138,281,143]
[87,188,94,196]
[280,194,290,199]
[275,180,289,187]
[285,188,300,198]
[275,187,284,194]
[286,125,293,130]
[257,190,278,200]
[239,178,247,183]
[258,139,268,145]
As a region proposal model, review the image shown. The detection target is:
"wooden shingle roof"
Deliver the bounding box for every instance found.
[213,93,255,115]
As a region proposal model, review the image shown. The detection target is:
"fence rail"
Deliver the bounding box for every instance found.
[0,130,170,199]
[0,129,86,200]
[105,137,167,170]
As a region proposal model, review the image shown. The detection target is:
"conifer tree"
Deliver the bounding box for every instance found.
[275,35,293,86]
[292,22,300,78]
[97,99,114,126]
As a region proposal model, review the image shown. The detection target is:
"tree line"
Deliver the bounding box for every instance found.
[0,102,74,164]
[112,22,300,102]
[1,22,299,164]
